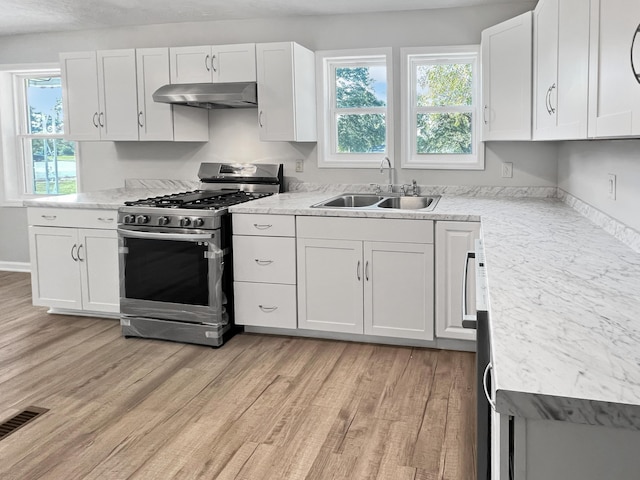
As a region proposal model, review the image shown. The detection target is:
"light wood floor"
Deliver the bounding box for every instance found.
[0,271,476,480]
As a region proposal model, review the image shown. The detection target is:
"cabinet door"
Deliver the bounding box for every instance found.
[60,52,101,141]
[297,238,363,334]
[363,242,434,340]
[212,43,256,82]
[136,48,174,141]
[28,226,82,310]
[588,0,640,137]
[78,229,119,313]
[481,12,532,141]
[170,45,212,84]
[435,221,481,341]
[533,0,560,135]
[97,49,139,141]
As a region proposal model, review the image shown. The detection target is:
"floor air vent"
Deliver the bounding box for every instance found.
[0,407,48,441]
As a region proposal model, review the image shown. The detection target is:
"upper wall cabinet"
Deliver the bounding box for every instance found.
[481,12,532,141]
[61,50,139,141]
[256,42,317,142]
[533,0,590,140]
[588,0,640,137]
[532,0,590,140]
[169,44,256,84]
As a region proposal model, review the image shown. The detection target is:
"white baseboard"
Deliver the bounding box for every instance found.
[0,261,31,272]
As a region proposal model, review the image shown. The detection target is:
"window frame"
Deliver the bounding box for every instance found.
[0,65,78,204]
[316,48,394,169]
[401,45,484,170]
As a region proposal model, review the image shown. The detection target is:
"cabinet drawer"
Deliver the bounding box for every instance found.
[232,236,296,284]
[232,214,295,237]
[234,282,297,328]
[28,208,118,229]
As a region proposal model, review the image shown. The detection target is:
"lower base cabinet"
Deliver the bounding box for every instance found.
[296,217,434,341]
[29,221,119,314]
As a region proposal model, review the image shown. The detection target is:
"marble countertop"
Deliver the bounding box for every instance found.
[231,192,640,431]
[23,187,640,430]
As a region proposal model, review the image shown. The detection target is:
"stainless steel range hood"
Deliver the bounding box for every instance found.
[152,82,257,109]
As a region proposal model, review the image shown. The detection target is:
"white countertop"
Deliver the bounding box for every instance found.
[231,192,640,431]
[24,188,640,430]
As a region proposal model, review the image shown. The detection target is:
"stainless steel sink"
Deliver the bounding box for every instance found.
[311,193,440,211]
[318,194,385,208]
[377,196,436,210]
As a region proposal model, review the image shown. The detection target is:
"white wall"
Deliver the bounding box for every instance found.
[558,140,640,233]
[1,2,561,265]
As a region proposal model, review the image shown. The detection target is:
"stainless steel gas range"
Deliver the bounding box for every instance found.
[117,162,283,347]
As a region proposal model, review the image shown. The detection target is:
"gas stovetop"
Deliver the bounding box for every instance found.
[123,189,273,210]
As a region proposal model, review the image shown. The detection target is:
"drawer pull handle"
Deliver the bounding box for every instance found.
[253,223,272,230]
[98,217,114,222]
[41,215,57,220]
[254,259,273,266]
[259,305,278,313]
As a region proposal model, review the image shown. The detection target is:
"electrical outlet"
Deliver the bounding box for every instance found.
[501,162,513,178]
[608,173,616,200]
[295,159,304,173]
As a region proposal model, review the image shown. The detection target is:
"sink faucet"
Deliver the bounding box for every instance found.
[411,179,420,196]
[380,156,393,193]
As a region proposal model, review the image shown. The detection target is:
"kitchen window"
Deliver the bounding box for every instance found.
[0,68,77,204]
[401,46,483,170]
[316,48,393,168]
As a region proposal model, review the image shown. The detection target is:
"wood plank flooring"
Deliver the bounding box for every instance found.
[0,271,476,480]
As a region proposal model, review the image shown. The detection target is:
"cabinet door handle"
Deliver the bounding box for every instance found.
[632,23,640,84]
[77,244,85,262]
[211,54,217,72]
[545,87,552,115]
[483,105,488,125]
[548,83,556,114]
[254,259,273,266]
[253,223,272,230]
[71,243,78,262]
[205,54,211,72]
[356,260,361,281]
[483,363,497,411]
[258,110,264,128]
[462,251,477,329]
[365,260,370,281]
[92,112,99,128]
[259,305,278,313]
[138,111,144,127]
[98,112,105,127]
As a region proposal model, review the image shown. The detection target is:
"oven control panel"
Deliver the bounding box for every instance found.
[118,210,221,231]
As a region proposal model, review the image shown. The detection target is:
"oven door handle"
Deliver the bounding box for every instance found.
[462,250,477,329]
[117,228,215,242]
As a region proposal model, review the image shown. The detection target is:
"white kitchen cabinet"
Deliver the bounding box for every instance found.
[135,48,209,142]
[297,216,434,340]
[435,221,481,341]
[532,0,590,140]
[61,50,138,141]
[28,208,119,314]
[232,214,297,329]
[169,44,256,84]
[588,0,640,137]
[481,11,533,141]
[256,42,317,142]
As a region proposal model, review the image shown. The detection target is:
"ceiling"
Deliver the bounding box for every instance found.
[2,0,533,36]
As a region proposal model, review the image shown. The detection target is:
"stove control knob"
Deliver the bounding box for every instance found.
[193,218,205,228]
[123,215,135,224]
[136,215,149,224]
[157,216,170,226]
[180,217,192,227]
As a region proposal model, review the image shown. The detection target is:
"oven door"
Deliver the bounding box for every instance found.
[118,227,227,325]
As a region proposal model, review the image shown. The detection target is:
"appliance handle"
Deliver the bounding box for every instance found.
[483,362,497,411]
[117,228,214,242]
[462,250,477,329]
[632,23,640,84]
